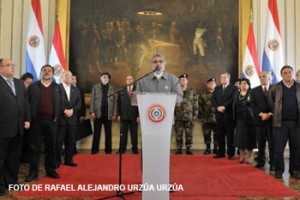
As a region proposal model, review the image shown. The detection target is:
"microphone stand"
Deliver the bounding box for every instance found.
[98,70,155,199]
[107,68,156,98]
[98,124,134,200]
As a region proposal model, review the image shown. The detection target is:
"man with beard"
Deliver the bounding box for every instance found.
[25,65,61,182]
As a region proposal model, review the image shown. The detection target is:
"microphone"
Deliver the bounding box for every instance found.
[155,65,160,72]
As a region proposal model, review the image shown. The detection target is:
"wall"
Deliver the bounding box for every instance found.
[0,0,56,77]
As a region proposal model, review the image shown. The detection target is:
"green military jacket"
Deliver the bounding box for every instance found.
[198,89,216,123]
[174,87,198,121]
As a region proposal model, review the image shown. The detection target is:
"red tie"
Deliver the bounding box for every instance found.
[128,86,131,96]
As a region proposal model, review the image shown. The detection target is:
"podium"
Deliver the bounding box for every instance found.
[136,93,177,200]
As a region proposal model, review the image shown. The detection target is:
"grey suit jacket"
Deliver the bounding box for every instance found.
[90,83,117,120]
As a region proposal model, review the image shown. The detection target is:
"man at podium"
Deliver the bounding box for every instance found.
[136,52,183,98]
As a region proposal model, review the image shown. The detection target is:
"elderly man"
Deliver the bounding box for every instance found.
[0,58,30,196]
[211,72,237,160]
[136,52,182,97]
[250,71,274,170]
[56,70,81,168]
[90,72,117,154]
[117,75,139,154]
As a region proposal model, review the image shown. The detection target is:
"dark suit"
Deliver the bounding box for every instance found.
[27,81,61,175]
[0,76,30,187]
[250,85,274,167]
[56,84,81,165]
[117,86,139,153]
[211,84,237,157]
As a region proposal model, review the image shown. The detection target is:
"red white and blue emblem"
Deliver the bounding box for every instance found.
[148,104,166,123]
[267,39,279,51]
[29,35,40,48]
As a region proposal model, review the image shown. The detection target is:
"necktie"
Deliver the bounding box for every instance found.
[6,79,16,95]
[222,85,225,94]
[263,86,268,97]
[128,86,132,96]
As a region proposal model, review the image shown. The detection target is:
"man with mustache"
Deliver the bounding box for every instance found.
[25,65,62,182]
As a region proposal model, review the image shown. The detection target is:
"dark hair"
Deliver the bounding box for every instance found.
[206,78,216,83]
[234,78,241,83]
[41,64,54,73]
[280,65,293,74]
[20,72,34,81]
[100,72,111,79]
[239,78,251,89]
[179,74,189,79]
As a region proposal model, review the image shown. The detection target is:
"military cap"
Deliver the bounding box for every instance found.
[206,78,216,83]
[100,72,111,79]
[179,74,189,79]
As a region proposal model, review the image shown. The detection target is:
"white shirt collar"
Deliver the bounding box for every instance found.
[154,72,163,79]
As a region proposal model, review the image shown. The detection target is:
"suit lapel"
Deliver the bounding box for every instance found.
[0,76,15,96]
[61,84,69,102]
[13,79,20,98]
[70,85,76,103]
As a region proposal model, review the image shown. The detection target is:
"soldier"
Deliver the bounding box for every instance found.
[174,74,198,155]
[198,78,218,154]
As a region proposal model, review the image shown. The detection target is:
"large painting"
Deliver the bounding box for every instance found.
[69,0,238,93]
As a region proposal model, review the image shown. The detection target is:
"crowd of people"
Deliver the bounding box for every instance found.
[1,53,300,197]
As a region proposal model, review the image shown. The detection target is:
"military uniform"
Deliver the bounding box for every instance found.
[174,86,198,154]
[198,88,218,154]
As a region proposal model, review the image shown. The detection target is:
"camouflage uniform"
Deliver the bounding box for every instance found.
[174,87,198,151]
[198,89,218,154]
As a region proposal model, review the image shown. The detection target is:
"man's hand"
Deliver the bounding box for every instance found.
[260,113,271,121]
[64,109,74,118]
[217,106,225,113]
[90,112,96,120]
[24,121,30,129]
[79,116,85,122]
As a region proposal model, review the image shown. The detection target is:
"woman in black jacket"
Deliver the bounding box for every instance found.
[233,78,256,164]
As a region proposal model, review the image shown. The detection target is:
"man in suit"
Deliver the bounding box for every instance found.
[20,72,34,163]
[56,70,81,168]
[90,72,117,154]
[72,75,86,153]
[25,65,61,182]
[117,75,139,154]
[250,71,274,170]
[211,72,237,160]
[0,58,30,196]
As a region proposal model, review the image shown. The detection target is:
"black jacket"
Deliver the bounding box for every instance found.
[0,76,30,138]
[211,84,237,120]
[250,85,272,125]
[27,81,61,122]
[117,86,139,121]
[58,84,82,125]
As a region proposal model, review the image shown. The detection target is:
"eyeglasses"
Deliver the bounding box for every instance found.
[1,63,15,68]
[152,60,164,64]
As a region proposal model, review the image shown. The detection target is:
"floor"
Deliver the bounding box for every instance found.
[1,150,300,200]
